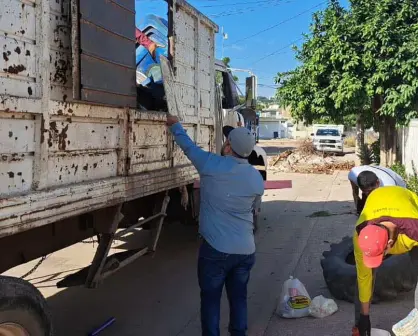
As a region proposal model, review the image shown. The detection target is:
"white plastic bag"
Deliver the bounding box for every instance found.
[308,295,338,318]
[392,308,418,336]
[277,276,311,319]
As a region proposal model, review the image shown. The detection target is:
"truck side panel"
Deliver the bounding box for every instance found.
[0,112,36,195]
[49,0,72,101]
[0,0,218,238]
[172,0,216,168]
[0,0,39,98]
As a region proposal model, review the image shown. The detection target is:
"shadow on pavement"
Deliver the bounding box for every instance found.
[41,199,413,336]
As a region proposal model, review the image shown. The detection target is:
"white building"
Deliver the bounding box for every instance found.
[258,111,290,139]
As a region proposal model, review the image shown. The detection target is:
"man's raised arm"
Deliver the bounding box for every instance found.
[167,115,213,174]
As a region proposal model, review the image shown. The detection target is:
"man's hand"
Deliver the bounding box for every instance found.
[166,114,179,127]
[357,314,371,336]
[148,42,157,58]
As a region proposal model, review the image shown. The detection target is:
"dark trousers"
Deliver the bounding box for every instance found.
[198,240,255,336]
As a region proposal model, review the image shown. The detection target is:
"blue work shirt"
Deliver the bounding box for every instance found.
[170,122,264,255]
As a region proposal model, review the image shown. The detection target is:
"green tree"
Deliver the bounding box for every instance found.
[276,0,418,166]
[222,57,239,82]
[215,56,239,85]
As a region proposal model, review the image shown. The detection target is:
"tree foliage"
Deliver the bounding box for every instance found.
[222,57,239,82]
[275,0,418,127]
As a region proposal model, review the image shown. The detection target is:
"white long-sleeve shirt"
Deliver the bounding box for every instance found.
[348,165,406,188]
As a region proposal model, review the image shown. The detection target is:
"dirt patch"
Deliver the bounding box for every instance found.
[269,140,355,174]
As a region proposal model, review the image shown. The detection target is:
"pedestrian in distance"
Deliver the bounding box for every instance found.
[166,114,264,336]
[348,165,406,215]
[353,186,418,336]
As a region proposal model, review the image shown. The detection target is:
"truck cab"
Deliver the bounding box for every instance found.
[215,60,268,180]
[311,124,346,154]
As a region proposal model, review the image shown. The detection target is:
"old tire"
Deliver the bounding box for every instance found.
[321,236,417,303]
[0,276,53,336]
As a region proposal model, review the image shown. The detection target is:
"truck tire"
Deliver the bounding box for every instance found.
[0,276,53,336]
[321,236,417,303]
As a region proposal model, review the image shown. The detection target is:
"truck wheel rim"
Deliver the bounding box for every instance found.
[0,323,30,336]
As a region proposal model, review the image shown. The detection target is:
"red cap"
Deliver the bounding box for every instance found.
[358,225,388,268]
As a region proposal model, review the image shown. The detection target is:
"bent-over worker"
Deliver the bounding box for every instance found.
[353,186,418,336]
[166,114,264,336]
[348,165,406,214]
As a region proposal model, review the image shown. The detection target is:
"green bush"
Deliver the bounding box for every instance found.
[391,162,418,195]
[358,140,380,165]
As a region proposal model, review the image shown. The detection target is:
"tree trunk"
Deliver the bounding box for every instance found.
[355,114,365,165]
[372,95,398,167]
[379,115,397,167]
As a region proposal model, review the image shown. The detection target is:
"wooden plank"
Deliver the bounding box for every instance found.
[0,155,34,196]
[0,36,37,78]
[71,0,81,100]
[80,53,136,97]
[0,1,36,41]
[79,19,134,67]
[160,56,185,121]
[79,0,135,39]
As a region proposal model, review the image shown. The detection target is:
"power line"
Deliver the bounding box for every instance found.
[250,37,303,65]
[201,0,282,7]
[209,0,290,18]
[237,82,279,88]
[225,1,326,46]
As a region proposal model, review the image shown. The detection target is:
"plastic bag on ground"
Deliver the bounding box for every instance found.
[392,308,418,336]
[277,276,311,319]
[308,295,338,318]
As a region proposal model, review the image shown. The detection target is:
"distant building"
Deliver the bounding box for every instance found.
[261,105,292,119]
[257,105,297,139]
[258,116,290,139]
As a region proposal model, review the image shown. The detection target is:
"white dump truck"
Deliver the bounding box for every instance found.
[0,0,264,333]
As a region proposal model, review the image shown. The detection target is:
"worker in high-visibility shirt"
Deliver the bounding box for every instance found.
[353,186,418,336]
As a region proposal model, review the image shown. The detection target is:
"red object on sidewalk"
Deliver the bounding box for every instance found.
[264,180,292,190]
[193,180,292,190]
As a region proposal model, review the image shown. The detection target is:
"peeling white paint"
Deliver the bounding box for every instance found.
[0,0,217,238]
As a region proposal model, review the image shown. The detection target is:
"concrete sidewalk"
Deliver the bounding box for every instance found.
[5,171,414,335]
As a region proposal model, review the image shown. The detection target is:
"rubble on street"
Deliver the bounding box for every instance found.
[268,141,355,174]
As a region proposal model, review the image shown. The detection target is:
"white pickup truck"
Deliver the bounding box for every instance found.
[311,124,346,154]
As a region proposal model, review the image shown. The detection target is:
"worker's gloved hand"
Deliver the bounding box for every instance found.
[357,314,371,336]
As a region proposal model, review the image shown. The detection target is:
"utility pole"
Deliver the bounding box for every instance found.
[221,26,228,59]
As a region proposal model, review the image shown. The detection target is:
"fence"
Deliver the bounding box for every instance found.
[400,119,418,175]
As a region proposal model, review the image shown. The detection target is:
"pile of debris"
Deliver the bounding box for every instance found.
[269,140,355,174]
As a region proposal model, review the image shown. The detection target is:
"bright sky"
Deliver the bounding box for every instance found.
[136,0,349,98]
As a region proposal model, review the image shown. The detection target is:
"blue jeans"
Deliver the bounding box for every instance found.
[198,240,255,336]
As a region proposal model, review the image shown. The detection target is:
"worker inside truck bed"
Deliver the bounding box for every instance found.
[353,186,418,336]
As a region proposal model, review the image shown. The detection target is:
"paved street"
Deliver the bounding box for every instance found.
[5,171,414,335]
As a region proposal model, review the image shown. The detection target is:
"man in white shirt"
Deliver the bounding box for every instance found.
[348,165,406,214]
